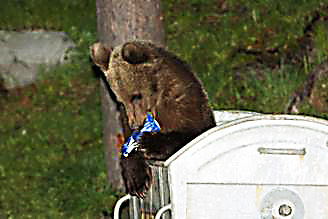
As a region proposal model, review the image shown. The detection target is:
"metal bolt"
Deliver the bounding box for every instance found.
[279,204,292,216]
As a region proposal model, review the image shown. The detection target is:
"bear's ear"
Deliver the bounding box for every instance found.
[90,43,112,72]
[122,42,149,64]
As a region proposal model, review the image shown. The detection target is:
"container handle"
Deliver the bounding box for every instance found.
[155,204,172,219]
[113,194,131,219]
[258,147,306,155]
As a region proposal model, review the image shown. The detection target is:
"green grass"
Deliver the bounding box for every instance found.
[0,0,96,33]
[0,67,118,218]
[0,0,327,217]
[208,65,306,112]
[163,0,328,115]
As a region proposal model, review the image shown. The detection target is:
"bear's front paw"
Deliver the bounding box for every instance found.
[120,150,152,199]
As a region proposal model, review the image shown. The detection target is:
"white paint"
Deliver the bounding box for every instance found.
[167,114,328,218]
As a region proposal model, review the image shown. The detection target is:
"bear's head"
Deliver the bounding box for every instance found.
[90,41,166,129]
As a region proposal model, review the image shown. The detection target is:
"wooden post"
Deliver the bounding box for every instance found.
[95,0,165,191]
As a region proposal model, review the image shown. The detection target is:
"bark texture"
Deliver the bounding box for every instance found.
[95,0,164,190]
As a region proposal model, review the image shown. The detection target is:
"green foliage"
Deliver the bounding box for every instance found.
[0,1,113,217]
[0,0,96,33]
[314,21,328,63]
[210,65,307,113]
[0,65,118,218]
[162,0,327,115]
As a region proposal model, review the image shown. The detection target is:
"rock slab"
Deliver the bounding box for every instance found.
[0,31,75,89]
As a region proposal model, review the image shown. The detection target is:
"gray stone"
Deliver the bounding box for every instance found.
[0,31,75,89]
[0,63,38,90]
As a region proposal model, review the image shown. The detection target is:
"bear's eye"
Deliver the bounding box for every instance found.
[122,43,149,64]
[130,93,142,102]
[113,52,119,58]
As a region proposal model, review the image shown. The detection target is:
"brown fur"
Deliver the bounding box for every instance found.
[90,41,216,198]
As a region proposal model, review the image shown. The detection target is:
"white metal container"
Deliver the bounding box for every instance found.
[114,110,260,219]
[165,115,328,219]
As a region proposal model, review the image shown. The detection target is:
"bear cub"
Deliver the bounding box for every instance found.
[90,41,216,198]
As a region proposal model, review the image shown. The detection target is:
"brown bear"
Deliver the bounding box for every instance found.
[90,41,216,198]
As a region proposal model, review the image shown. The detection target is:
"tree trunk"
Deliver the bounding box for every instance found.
[95,0,165,191]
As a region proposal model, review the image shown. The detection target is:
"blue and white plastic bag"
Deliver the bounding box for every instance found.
[121,112,160,158]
